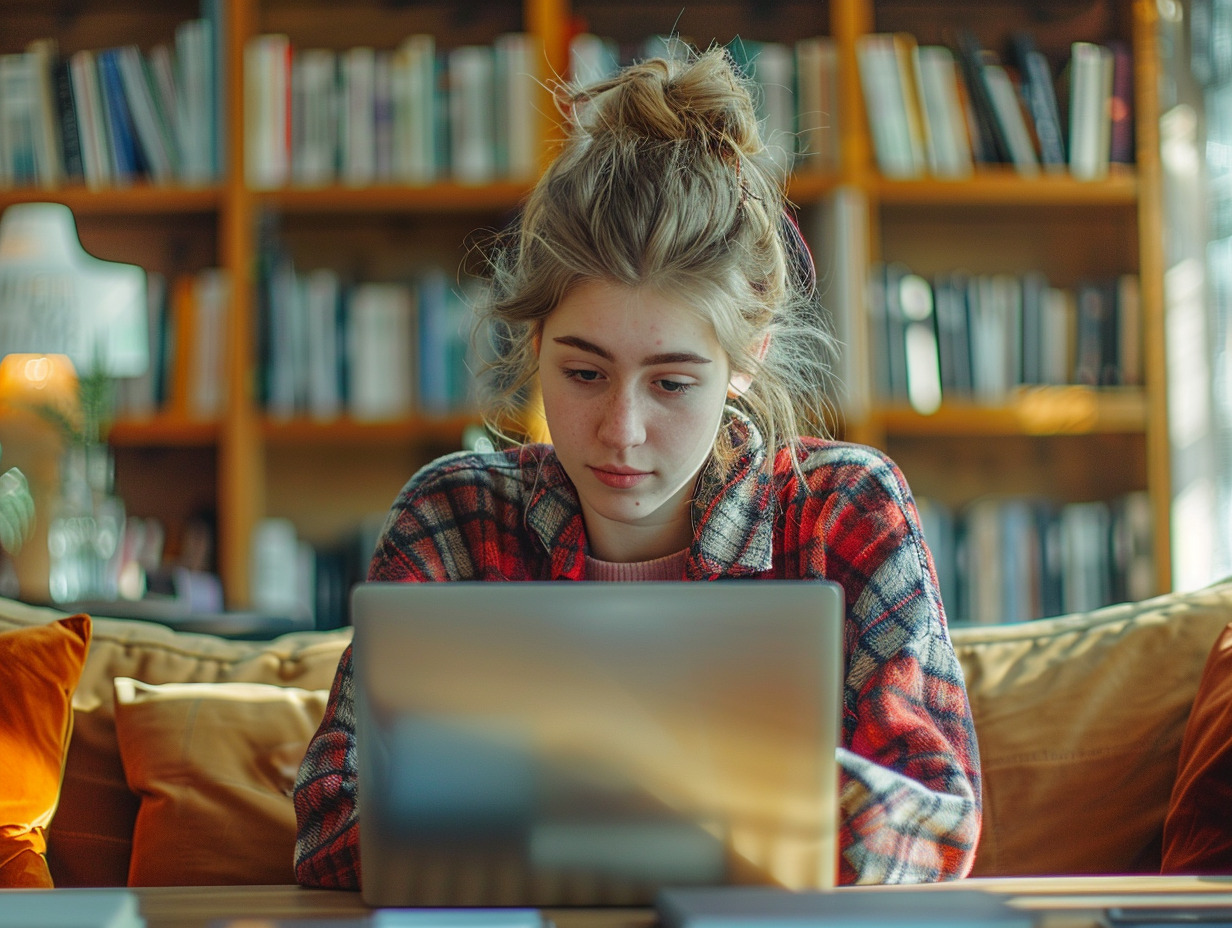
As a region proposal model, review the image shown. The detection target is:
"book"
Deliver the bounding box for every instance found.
[53,56,85,182]
[348,282,415,421]
[494,33,538,181]
[933,270,974,395]
[856,33,925,178]
[912,44,974,178]
[794,36,840,172]
[731,39,796,173]
[292,48,339,186]
[1011,31,1067,170]
[26,39,65,187]
[898,270,942,414]
[0,53,40,185]
[175,17,214,184]
[448,45,496,184]
[244,33,292,189]
[97,47,143,183]
[981,63,1041,175]
[391,33,437,185]
[341,45,377,186]
[1068,41,1114,180]
[303,267,344,420]
[954,30,1012,164]
[1108,39,1135,163]
[116,45,177,183]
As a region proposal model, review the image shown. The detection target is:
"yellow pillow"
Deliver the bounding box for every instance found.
[113,677,328,886]
[0,614,92,888]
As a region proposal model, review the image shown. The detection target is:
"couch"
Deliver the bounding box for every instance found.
[3,580,1232,888]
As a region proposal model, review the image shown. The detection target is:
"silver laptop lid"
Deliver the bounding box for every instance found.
[352,580,843,907]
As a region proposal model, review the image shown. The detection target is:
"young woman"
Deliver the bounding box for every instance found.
[294,47,981,887]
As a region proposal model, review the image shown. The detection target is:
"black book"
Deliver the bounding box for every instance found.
[954,30,1012,164]
[52,56,85,182]
[1011,32,1067,168]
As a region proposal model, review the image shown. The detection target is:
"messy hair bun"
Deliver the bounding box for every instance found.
[472,45,837,469]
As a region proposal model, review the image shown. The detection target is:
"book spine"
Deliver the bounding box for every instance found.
[97,48,141,184]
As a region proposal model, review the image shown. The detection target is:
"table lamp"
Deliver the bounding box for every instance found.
[0,202,148,603]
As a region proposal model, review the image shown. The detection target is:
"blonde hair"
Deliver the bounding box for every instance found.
[471,45,838,472]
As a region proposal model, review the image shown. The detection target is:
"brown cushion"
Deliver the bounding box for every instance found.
[1161,622,1232,873]
[0,598,351,887]
[0,614,92,888]
[952,580,1232,877]
[114,678,328,886]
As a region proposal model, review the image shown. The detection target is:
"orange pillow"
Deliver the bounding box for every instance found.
[1162,622,1232,873]
[0,614,92,888]
[113,677,328,886]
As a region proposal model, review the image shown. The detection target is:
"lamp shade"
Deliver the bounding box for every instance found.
[0,203,147,377]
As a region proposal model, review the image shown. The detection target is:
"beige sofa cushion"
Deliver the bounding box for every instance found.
[114,678,329,887]
[952,579,1232,877]
[0,599,351,887]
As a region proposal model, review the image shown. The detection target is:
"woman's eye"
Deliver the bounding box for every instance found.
[657,379,693,394]
[563,368,601,383]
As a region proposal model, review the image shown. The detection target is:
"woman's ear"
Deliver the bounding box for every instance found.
[727,334,771,399]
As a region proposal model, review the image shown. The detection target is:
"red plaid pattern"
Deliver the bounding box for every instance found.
[293,415,981,887]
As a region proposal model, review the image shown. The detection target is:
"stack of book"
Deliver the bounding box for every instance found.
[868,262,1141,411]
[244,32,540,189]
[253,245,477,421]
[0,2,224,188]
[918,491,1154,625]
[856,30,1132,180]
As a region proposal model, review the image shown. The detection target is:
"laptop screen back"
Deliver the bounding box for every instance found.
[352,580,843,907]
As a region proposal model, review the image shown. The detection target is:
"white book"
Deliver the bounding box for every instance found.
[116,45,177,183]
[912,45,973,178]
[982,63,1040,175]
[449,45,496,184]
[1042,285,1076,385]
[342,46,377,186]
[243,33,291,189]
[175,18,213,184]
[304,267,343,419]
[794,36,839,172]
[0,53,40,185]
[188,268,230,419]
[292,48,338,186]
[855,34,924,179]
[26,39,65,187]
[569,33,618,86]
[969,274,1012,403]
[348,282,415,421]
[391,34,437,184]
[69,49,112,187]
[1068,41,1114,180]
[899,271,942,415]
[494,33,538,181]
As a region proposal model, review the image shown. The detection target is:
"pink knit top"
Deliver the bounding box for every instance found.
[583,548,689,581]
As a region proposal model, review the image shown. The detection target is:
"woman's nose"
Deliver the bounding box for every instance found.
[596,389,646,448]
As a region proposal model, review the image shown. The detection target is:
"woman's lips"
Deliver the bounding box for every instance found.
[590,466,651,489]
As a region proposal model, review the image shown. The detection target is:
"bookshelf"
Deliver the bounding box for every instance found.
[0,0,1170,620]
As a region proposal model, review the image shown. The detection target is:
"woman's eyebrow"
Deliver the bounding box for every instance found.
[552,336,711,366]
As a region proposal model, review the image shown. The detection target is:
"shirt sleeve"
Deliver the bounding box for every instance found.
[822,454,982,883]
[293,642,362,888]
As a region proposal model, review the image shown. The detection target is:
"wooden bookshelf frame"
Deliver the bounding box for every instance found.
[0,0,1171,604]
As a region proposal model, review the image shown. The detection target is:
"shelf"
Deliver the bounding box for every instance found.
[875,387,1149,436]
[0,185,224,215]
[256,182,535,214]
[261,414,479,444]
[874,167,1139,207]
[786,171,843,202]
[109,416,221,447]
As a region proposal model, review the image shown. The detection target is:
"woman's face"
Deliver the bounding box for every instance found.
[538,279,733,562]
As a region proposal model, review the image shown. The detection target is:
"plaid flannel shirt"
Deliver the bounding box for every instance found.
[293,414,981,888]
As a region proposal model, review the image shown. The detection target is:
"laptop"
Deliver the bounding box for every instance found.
[351,580,844,908]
